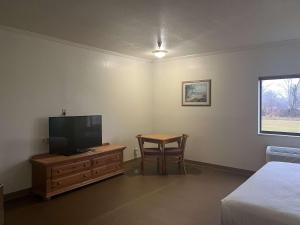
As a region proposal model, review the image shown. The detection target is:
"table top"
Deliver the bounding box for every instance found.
[141,134,182,142]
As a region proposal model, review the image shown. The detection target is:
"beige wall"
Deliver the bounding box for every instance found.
[2,26,300,194]
[152,43,300,171]
[0,29,153,194]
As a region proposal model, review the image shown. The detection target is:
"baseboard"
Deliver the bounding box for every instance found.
[185,159,255,177]
[124,158,255,176]
[4,159,138,202]
[124,157,140,165]
[4,188,32,202]
[4,159,254,202]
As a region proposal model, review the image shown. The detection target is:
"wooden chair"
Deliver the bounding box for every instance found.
[164,134,188,174]
[136,135,162,175]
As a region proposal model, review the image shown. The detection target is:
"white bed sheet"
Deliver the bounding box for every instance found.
[221,162,300,225]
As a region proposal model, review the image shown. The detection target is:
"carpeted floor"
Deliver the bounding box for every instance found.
[4,161,248,225]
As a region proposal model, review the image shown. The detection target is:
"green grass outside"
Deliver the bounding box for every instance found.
[262,118,300,133]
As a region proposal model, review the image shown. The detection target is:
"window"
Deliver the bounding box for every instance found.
[259,75,300,136]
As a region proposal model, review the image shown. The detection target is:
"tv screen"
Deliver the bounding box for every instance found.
[49,115,102,155]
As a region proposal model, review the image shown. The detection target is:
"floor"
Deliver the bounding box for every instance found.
[4,160,248,225]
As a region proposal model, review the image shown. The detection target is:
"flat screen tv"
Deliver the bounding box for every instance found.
[49,115,102,155]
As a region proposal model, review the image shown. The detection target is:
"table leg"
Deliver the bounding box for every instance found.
[159,143,163,175]
[162,142,166,175]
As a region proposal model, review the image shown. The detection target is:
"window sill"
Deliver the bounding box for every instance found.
[258,132,300,138]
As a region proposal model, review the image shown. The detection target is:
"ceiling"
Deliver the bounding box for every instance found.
[1,0,300,59]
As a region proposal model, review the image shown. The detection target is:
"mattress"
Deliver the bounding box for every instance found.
[221,162,300,225]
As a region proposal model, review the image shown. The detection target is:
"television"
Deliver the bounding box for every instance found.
[49,115,102,155]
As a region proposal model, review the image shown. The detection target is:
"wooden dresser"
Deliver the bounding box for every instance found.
[31,144,126,199]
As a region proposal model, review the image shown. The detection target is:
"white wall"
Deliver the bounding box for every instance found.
[0,29,153,194]
[152,43,300,171]
[3,26,300,194]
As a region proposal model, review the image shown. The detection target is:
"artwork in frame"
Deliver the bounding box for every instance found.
[182,80,211,106]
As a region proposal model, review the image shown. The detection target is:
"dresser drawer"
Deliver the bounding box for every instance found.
[92,152,122,167]
[51,160,91,178]
[51,171,91,190]
[92,163,122,177]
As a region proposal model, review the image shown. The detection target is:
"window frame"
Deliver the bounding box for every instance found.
[259,74,300,136]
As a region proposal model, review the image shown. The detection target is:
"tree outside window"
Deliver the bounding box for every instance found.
[260,75,300,135]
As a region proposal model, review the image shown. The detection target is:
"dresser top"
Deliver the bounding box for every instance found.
[31,144,126,165]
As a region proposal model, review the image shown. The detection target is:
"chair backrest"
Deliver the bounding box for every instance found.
[179,134,188,154]
[136,134,145,158]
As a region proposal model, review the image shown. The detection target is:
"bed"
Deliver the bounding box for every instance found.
[221,161,300,225]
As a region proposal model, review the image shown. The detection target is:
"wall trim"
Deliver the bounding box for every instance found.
[4,159,254,202]
[185,159,255,177]
[4,188,32,202]
[153,37,300,63]
[0,25,151,63]
[4,157,138,202]
[124,157,140,165]
[2,25,300,64]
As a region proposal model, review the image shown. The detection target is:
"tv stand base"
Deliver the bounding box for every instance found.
[31,144,126,199]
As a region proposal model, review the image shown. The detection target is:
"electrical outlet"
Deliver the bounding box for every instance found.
[62,108,66,116]
[42,138,49,144]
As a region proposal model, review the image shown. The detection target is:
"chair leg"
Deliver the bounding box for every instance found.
[163,156,167,175]
[157,157,160,173]
[178,157,181,173]
[141,159,144,175]
[182,159,187,175]
[161,156,164,174]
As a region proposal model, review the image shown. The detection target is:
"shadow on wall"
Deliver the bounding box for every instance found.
[32,117,49,155]
[0,117,48,194]
[110,136,136,160]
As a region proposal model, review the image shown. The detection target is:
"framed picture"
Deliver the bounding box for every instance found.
[182,80,211,106]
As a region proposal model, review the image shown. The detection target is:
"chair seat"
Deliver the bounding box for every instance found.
[164,147,183,155]
[143,148,162,155]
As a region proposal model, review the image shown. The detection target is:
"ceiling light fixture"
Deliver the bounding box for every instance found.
[152,39,168,58]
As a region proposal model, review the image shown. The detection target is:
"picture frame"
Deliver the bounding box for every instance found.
[182,79,211,106]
